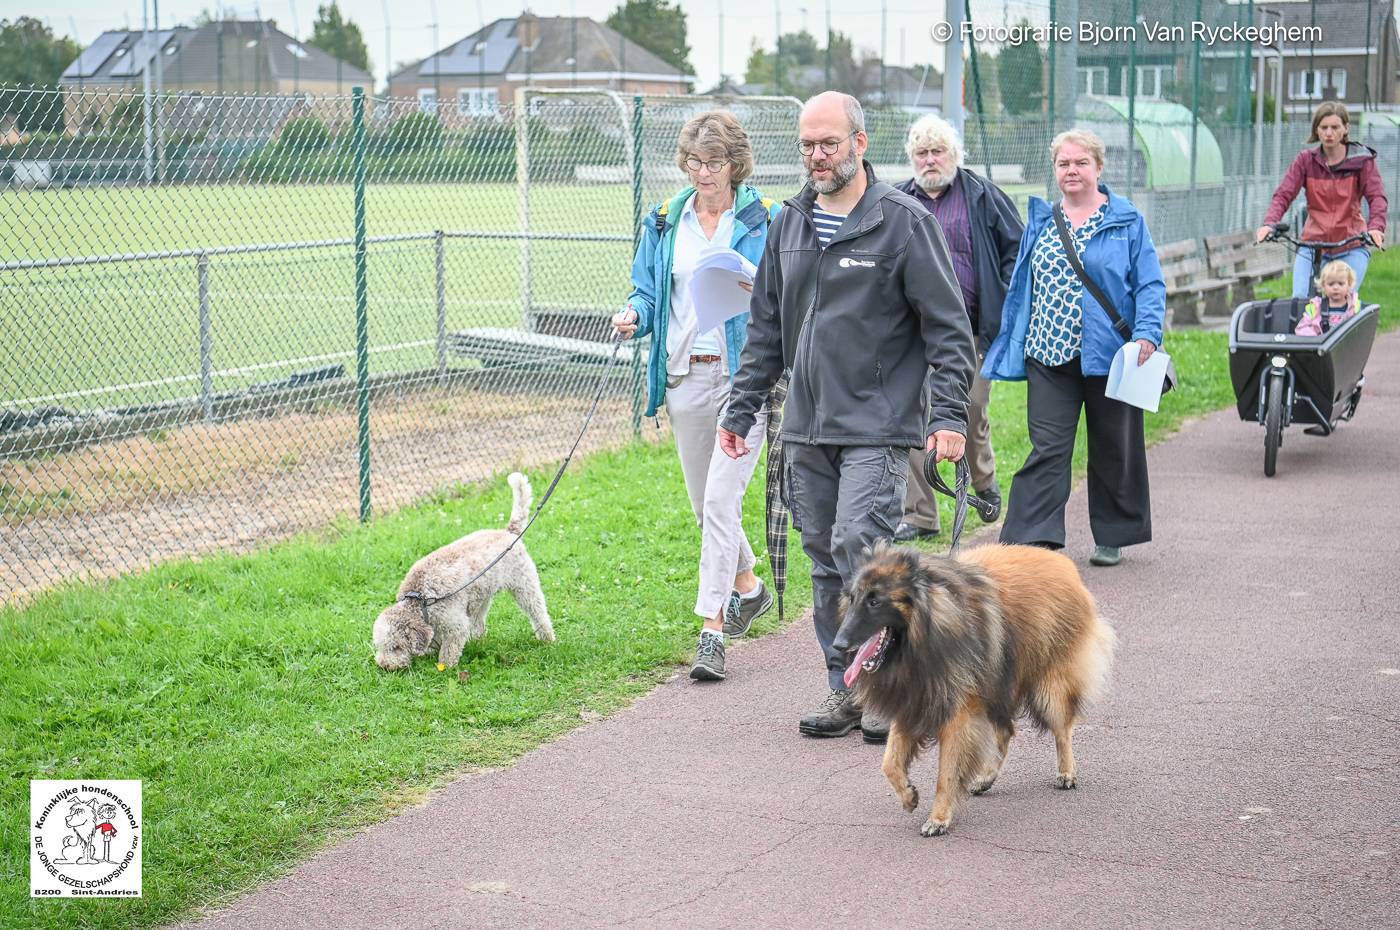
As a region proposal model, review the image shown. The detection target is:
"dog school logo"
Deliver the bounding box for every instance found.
[838,257,877,268]
[31,780,142,898]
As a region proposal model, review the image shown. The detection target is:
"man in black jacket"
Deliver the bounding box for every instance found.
[718,92,975,740]
[892,114,1026,543]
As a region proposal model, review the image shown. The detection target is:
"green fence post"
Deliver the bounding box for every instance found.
[353,86,371,522]
[630,94,645,436]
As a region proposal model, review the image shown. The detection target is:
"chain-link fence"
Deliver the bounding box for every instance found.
[0,86,807,602]
[959,0,1400,239]
[5,42,1399,599]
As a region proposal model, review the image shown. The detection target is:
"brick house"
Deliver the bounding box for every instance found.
[387,14,691,119]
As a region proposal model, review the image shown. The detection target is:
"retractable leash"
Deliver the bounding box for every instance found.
[921,455,992,555]
[400,335,626,623]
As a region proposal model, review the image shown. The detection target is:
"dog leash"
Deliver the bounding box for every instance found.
[921,455,990,555]
[400,336,626,622]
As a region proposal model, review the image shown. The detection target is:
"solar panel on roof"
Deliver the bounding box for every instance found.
[65,32,125,79]
[107,30,176,77]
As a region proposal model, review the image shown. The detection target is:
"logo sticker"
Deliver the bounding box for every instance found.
[838,257,877,268]
[31,780,141,898]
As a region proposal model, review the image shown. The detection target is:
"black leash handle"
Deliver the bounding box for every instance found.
[921,455,988,554]
[402,335,625,616]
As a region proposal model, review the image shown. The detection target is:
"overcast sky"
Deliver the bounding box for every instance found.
[15,0,1058,90]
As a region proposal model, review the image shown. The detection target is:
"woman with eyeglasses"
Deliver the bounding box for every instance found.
[610,110,782,683]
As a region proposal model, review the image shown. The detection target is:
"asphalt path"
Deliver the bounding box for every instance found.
[180,331,1400,930]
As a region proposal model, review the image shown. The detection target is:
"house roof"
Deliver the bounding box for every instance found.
[60,20,373,87]
[390,15,689,82]
[1255,0,1396,52]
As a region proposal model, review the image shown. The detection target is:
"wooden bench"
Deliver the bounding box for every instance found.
[447,327,637,370]
[1205,231,1290,310]
[1157,239,1234,327]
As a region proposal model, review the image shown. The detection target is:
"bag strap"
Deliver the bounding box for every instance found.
[1053,205,1132,342]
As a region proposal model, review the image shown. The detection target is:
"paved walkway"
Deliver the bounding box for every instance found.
[181,332,1400,930]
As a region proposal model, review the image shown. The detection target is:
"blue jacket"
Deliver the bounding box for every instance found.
[982,184,1166,381]
[625,184,781,417]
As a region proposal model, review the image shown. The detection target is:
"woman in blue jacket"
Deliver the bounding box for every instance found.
[610,110,781,681]
[982,130,1167,567]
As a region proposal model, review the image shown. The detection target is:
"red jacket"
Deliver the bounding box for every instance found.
[1264,142,1388,245]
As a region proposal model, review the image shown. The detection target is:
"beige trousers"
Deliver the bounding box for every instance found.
[665,360,768,618]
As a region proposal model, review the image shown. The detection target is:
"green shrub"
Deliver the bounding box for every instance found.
[279,116,332,153]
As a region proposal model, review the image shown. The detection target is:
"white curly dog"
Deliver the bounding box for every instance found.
[373,472,554,671]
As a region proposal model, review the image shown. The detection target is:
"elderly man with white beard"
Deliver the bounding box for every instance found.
[892,115,1025,544]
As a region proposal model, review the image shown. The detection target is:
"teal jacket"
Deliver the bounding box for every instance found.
[625,184,781,417]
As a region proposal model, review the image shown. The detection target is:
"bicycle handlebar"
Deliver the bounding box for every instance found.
[1262,223,1378,250]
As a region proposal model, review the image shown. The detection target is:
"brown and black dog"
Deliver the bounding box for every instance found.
[833,543,1116,837]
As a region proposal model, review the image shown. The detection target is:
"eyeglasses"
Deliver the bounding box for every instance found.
[798,132,856,157]
[684,156,728,174]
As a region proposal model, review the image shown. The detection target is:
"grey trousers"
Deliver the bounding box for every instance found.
[786,444,908,690]
[903,361,996,532]
[665,360,768,619]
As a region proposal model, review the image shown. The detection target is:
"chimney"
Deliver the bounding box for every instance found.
[517,12,540,50]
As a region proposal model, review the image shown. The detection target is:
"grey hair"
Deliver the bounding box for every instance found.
[675,110,754,187]
[844,95,866,134]
[905,114,964,164]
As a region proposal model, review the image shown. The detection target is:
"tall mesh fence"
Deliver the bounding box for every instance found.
[959,0,1400,239]
[6,31,1400,599]
[0,86,804,602]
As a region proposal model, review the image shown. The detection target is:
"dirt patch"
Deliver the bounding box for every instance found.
[1,385,667,605]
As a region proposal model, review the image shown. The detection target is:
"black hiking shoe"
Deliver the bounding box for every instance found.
[974,482,1003,523]
[798,688,862,737]
[860,708,890,744]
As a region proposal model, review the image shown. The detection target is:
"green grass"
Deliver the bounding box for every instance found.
[4,232,1397,930]
[0,440,811,929]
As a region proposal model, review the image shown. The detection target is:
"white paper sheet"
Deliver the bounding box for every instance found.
[1105,342,1171,413]
[691,248,758,334]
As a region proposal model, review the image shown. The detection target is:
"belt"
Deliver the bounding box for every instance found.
[689,354,722,364]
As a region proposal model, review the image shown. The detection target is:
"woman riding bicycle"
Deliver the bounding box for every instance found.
[1256,101,1388,298]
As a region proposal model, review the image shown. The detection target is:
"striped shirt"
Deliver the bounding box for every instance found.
[812,207,846,247]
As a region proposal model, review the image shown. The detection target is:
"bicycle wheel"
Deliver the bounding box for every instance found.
[1264,374,1284,477]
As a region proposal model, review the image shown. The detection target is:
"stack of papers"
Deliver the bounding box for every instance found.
[691,249,758,334]
[1105,342,1172,413]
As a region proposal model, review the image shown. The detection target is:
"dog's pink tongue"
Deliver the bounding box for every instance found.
[843,630,884,688]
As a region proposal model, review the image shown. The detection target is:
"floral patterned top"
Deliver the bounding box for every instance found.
[1025,201,1108,367]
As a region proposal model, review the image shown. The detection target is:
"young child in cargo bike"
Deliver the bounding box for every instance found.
[1294,260,1361,336]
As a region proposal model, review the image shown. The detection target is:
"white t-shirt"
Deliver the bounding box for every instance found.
[667,193,735,377]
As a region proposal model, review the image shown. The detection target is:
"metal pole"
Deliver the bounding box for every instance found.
[198,253,213,421]
[154,0,164,181]
[630,95,645,436]
[942,0,964,137]
[774,2,782,95]
[963,0,990,178]
[1189,0,1202,238]
[1127,0,1137,199]
[825,0,832,87]
[352,87,372,523]
[435,229,448,383]
[1274,39,1283,180]
[515,87,532,328]
[141,0,154,184]
[1046,0,1056,200]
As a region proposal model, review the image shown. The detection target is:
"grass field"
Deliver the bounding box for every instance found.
[1,183,637,408]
